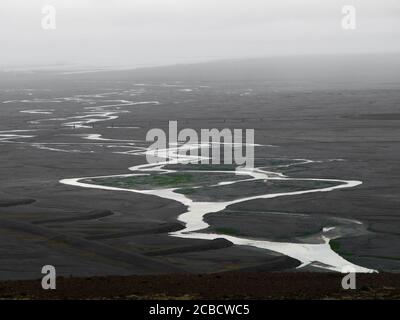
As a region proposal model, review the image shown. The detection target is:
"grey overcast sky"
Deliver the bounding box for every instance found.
[1,0,400,68]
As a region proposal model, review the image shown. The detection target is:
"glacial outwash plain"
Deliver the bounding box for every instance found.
[0,55,399,298]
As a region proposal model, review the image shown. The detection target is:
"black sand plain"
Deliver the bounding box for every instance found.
[0,56,399,297]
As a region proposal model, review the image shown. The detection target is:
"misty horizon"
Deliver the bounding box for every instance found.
[1,0,400,68]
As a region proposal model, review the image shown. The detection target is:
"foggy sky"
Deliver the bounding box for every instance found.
[1,0,400,68]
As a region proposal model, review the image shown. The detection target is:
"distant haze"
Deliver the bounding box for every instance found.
[1,0,400,68]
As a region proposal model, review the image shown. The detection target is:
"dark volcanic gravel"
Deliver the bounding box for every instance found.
[0,272,399,300]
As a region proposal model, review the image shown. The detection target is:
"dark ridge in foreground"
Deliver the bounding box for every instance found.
[0,199,35,207]
[86,222,184,240]
[1,273,399,300]
[32,210,115,224]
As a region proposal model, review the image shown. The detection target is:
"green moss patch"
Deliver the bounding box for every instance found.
[213,227,241,236]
